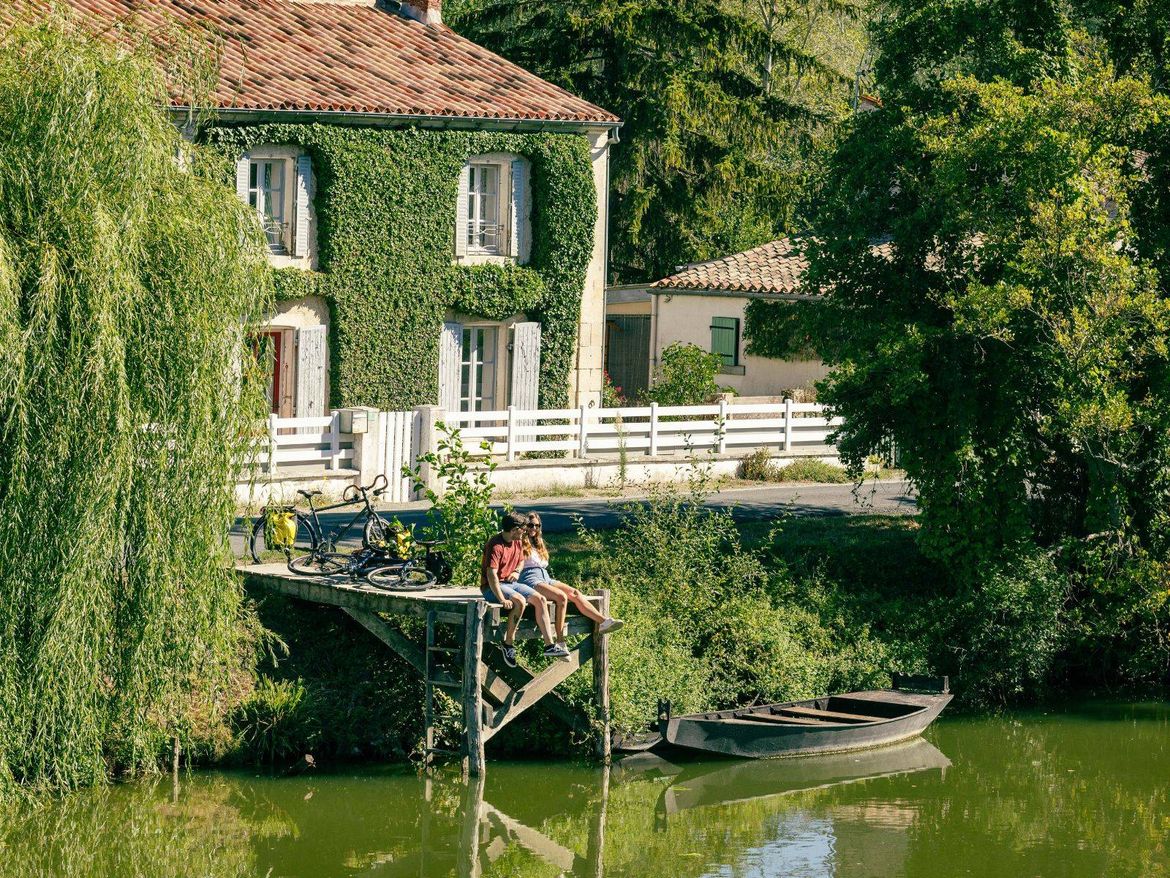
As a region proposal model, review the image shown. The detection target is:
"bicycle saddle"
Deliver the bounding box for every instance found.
[297,489,323,499]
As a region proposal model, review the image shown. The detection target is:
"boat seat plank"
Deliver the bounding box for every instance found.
[780,706,886,723]
[737,713,827,726]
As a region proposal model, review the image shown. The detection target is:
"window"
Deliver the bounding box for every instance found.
[249,159,291,254]
[460,326,498,412]
[710,317,740,368]
[467,164,502,253]
[455,155,530,263]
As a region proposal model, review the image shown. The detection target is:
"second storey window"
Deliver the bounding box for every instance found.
[249,159,290,254]
[235,148,315,265]
[467,164,501,253]
[455,155,531,264]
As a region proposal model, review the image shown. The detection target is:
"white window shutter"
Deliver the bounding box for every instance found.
[510,159,530,263]
[439,322,463,413]
[294,154,313,258]
[295,325,328,418]
[510,322,541,411]
[454,164,470,258]
[235,156,251,207]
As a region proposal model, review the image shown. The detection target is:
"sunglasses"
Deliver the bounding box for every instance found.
[526,522,541,530]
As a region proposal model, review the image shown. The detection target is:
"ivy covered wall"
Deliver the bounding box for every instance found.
[205,125,597,410]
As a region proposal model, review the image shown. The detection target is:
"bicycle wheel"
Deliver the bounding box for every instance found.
[367,561,435,591]
[249,513,317,564]
[288,552,351,577]
[363,514,392,549]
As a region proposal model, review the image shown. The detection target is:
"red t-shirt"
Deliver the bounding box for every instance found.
[480,534,526,590]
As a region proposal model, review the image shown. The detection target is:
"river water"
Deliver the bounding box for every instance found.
[1,701,1166,877]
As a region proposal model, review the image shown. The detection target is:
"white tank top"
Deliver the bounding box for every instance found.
[522,548,549,570]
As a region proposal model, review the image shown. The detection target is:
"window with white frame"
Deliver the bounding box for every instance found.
[236,149,314,263]
[459,325,499,412]
[455,155,531,264]
[249,159,291,254]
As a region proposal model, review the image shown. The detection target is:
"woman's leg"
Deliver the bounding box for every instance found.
[534,581,569,642]
[549,580,608,625]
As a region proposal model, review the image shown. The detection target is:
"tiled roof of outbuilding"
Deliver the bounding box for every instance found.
[651,238,813,298]
[36,0,619,125]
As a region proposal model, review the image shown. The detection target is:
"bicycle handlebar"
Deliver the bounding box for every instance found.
[364,473,389,494]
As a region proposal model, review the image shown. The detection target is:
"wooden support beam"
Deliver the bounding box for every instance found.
[593,590,611,763]
[481,803,585,874]
[463,600,487,777]
[481,656,593,735]
[482,637,595,742]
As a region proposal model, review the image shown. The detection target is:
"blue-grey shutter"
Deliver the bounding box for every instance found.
[235,156,251,207]
[510,159,530,263]
[455,164,470,257]
[294,154,313,258]
[510,322,541,411]
[295,326,328,417]
[439,322,463,412]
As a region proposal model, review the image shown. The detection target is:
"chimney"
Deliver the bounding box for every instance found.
[398,0,441,25]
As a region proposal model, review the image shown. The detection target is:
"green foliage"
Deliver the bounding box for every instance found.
[0,12,272,794]
[601,370,625,407]
[408,423,501,586]
[449,0,866,281]
[748,6,1170,698]
[205,125,596,411]
[738,450,850,483]
[231,678,319,766]
[743,298,819,358]
[568,474,892,733]
[647,343,729,406]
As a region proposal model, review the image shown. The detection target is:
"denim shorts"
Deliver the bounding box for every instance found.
[518,566,553,587]
[481,579,539,603]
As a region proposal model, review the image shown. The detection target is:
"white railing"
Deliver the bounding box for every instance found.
[443,400,841,462]
[264,411,353,472]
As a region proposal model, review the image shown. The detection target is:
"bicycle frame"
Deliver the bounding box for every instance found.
[301,474,388,551]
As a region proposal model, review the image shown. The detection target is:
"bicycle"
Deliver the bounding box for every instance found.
[365,526,451,591]
[249,474,391,565]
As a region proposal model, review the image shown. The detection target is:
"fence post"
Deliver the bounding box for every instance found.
[415,405,442,498]
[506,405,516,463]
[329,410,341,470]
[717,397,728,454]
[649,401,659,457]
[783,398,793,452]
[578,403,590,458]
[267,413,278,474]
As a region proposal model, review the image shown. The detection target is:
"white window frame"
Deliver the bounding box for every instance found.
[455,153,530,266]
[459,324,500,412]
[249,158,292,255]
[237,145,315,270]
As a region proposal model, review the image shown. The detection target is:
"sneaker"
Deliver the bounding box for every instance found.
[598,618,624,635]
[544,643,571,662]
[499,643,517,668]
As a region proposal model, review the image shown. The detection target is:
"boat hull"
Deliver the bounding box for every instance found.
[661,689,952,759]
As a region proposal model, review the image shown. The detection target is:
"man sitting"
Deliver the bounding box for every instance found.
[481,511,569,666]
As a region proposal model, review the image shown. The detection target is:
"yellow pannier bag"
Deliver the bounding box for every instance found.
[267,511,298,550]
[395,527,413,557]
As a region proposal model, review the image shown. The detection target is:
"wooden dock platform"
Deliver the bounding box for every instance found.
[238,562,611,776]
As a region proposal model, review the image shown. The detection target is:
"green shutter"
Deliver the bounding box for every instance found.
[710,317,740,367]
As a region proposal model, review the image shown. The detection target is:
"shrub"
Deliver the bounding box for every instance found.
[602,370,625,407]
[647,343,731,406]
[738,448,774,480]
[232,678,319,767]
[737,451,850,484]
[407,423,501,586]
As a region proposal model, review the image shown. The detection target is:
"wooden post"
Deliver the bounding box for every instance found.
[593,589,611,763]
[586,762,610,878]
[578,403,590,458]
[329,409,341,470]
[717,397,728,454]
[783,398,793,452]
[267,412,278,473]
[457,773,485,878]
[648,401,659,457]
[463,600,487,777]
[505,404,516,462]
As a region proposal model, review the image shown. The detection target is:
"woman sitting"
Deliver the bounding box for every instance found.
[518,512,623,653]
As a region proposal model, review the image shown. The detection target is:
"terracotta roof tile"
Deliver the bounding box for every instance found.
[651,238,814,298]
[29,0,619,124]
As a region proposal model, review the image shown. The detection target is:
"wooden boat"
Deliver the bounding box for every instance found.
[655,675,952,759]
[659,737,951,815]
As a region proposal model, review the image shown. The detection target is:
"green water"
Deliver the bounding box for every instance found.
[1,702,1166,877]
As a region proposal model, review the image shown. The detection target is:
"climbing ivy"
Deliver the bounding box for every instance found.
[205,125,596,410]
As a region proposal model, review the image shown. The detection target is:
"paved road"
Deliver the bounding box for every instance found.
[232,480,916,556]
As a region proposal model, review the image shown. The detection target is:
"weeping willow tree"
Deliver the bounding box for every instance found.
[0,11,272,795]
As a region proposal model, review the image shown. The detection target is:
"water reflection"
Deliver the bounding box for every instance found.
[0,702,1167,878]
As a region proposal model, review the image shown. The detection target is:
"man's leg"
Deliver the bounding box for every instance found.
[506,596,526,645]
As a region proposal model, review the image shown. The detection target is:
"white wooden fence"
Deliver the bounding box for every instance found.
[375,409,423,503]
[264,412,352,472]
[443,400,841,462]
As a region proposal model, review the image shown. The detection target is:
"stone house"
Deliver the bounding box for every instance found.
[62,0,620,416]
